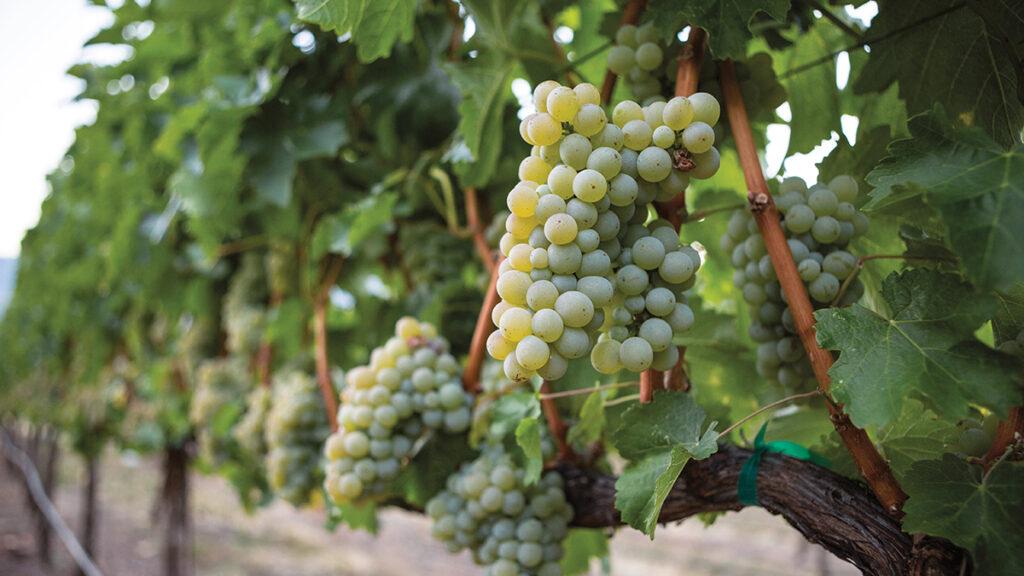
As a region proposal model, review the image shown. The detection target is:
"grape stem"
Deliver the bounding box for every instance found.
[538,380,638,400]
[717,390,823,439]
[982,406,1023,471]
[600,0,648,104]
[314,256,344,432]
[719,59,908,515]
[540,381,575,461]
[684,201,747,223]
[830,253,958,307]
[462,256,503,393]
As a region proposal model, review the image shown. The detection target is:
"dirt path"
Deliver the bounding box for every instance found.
[1,449,856,575]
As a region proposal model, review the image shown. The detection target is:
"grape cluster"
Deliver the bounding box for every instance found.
[234,386,272,460]
[955,414,1000,457]
[265,369,331,505]
[488,80,720,381]
[427,445,572,576]
[190,357,251,464]
[324,317,473,505]
[606,23,670,101]
[223,253,268,356]
[722,175,868,387]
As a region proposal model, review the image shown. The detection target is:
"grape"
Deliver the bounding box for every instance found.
[689,147,720,180]
[579,250,611,276]
[658,251,696,284]
[616,264,649,295]
[652,125,676,148]
[577,276,614,307]
[268,370,330,505]
[527,113,561,147]
[665,303,695,332]
[957,427,991,457]
[591,339,622,374]
[785,204,815,234]
[531,309,564,343]
[547,243,582,274]
[546,86,579,122]
[587,147,622,179]
[516,336,551,371]
[499,307,533,342]
[662,96,694,130]
[681,122,714,153]
[573,82,600,106]
[572,104,607,137]
[191,358,251,465]
[607,45,636,75]
[591,124,624,150]
[622,119,653,150]
[487,331,515,360]
[526,280,559,310]
[613,100,644,127]
[546,165,577,200]
[566,198,598,229]
[608,173,639,206]
[636,146,672,182]
[635,42,663,70]
[532,80,560,113]
[619,337,653,371]
[828,175,859,203]
[508,243,533,272]
[554,327,590,359]
[797,258,821,282]
[632,236,666,270]
[497,270,531,305]
[535,194,566,221]
[688,92,721,125]
[808,187,838,216]
[811,216,841,244]
[808,273,839,303]
[554,291,595,328]
[572,169,607,202]
[639,318,673,351]
[543,213,578,245]
[575,228,600,252]
[558,134,592,170]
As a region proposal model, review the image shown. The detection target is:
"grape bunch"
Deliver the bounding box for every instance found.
[190,357,251,464]
[722,175,868,387]
[427,444,572,576]
[223,252,269,356]
[487,79,720,381]
[324,317,473,505]
[955,413,1000,457]
[234,386,272,460]
[265,369,331,506]
[606,23,670,101]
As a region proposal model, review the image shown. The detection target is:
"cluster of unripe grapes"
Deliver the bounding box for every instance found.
[234,386,272,460]
[189,357,251,464]
[955,413,1001,458]
[324,318,472,504]
[487,78,720,381]
[722,175,868,387]
[427,445,572,576]
[223,253,268,356]
[265,369,331,505]
[606,23,671,101]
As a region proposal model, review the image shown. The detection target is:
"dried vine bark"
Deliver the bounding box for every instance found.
[718,59,907,514]
[560,444,966,576]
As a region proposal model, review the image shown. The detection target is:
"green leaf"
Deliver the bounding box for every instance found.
[615,446,691,538]
[782,23,843,153]
[865,107,1024,290]
[559,529,609,576]
[993,283,1024,343]
[854,0,1024,148]
[903,455,1024,576]
[646,0,790,59]
[567,390,606,449]
[514,417,543,485]
[611,392,719,537]
[816,268,1022,428]
[294,0,416,62]
[875,400,956,481]
[311,193,397,259]
[488,391,541,440]
[444,52,515,187]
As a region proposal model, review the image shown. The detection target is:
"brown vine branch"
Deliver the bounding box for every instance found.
[600,0,648,104]
[447,0,464,61]
[663,347,689,391]
[464,187,495,273]
[463,257,503,393]
[719,59,907,515]
[982,406,1023,469]
[560,444,966,576]
[314,256,344,432]
[540,381,574,460]
[638,369,657,403]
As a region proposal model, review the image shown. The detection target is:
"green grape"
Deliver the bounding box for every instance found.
[798,258,821,282]
[811,216,841,244]
[531,309,564,343]
[658,251,696,284]
[535,194,566,221]
[554,327,590,359]
[572,104,607,137]
[544,213,578,245]
[566,199,598,229]
[559,134,592,170]
[527,113,561,147]
[635,42,663,71]
[619,336,654,371]
[957,427,991,457]
[808,273,839,303]
[577,276,614,308]
[613,100,644,127]
[607,45,636,75]
[689,147,720,179]
[639,318,673,351]
[616,264,649,296]
[689,92,721,126]
[591,124,624,150]
[547,243,583,275]
[516,336,551,371]
[499,307,533,342]
[828,175,859,203]
[586,147,622,179]
[546,86,579,122]
[662,96,694,130]
[785,204,815,234]
[636,146,672,182]
[622,119,653,150]
[615,24,638,47]
[572,169,607,202]
[497,270,531,305]
[574,82,601,106]
[808,187,838,216]
[546,164,577,200]
[652,345,680,371]
[267,370,330,505]
[526,280,559,310]
[632,236,666,270]
[554,291,595,328]
[681,121,714,153]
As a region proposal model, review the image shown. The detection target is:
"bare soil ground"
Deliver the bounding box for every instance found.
[1,449,857,575]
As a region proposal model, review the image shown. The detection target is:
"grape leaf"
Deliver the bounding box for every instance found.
[567,390,606,449]
[875,399,956,481]
[514,417,543,485]
[612,392,718,537]
[782,23,843,153]
[993,283,1024,344]
[310,193,397,259]
[864,107,1024,291]
[294,0,416,62]
[444,52,515,187]
[854,0,1024,148]
[816,268,1022,428]
[560,529,609,576]
[902,455,1024,576]
[645,0,790,59]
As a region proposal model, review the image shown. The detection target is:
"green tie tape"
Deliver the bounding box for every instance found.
[737,423,830,506]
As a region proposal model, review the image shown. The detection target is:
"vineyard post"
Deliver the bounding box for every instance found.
[718,59,907,514]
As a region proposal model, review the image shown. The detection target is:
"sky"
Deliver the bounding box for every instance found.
[0,0,122,258]
[0,1,877,260]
